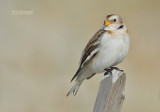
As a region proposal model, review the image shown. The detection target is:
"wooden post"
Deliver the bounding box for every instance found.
[93,69,126,112]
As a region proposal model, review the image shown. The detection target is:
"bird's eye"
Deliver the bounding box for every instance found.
[113,19,116,22]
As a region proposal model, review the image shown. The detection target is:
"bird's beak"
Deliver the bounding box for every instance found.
[105,20,111,26]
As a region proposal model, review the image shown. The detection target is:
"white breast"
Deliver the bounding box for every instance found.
[91,32,130,73]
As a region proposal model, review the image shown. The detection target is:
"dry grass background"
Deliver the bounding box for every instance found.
[0,0,160,112]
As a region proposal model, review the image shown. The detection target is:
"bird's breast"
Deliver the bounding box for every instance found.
[91,33,129,73]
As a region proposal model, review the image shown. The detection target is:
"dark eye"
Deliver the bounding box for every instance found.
[113,19,116,22]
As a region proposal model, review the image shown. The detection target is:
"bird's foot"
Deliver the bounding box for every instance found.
[104,68,113,76]
[104,67,123,76]
[110,67,123,72]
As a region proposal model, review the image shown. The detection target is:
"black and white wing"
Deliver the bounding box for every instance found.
[71,29,105,82]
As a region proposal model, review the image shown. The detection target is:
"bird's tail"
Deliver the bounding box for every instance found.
[66,81,82,96]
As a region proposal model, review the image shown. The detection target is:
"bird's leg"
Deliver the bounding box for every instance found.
[111,67,123,72]
[104,68,113,76]
[104,67,123,76]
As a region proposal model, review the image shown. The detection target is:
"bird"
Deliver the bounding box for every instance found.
[67,14,130,96]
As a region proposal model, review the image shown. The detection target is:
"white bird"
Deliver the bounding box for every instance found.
[67,14,130,96]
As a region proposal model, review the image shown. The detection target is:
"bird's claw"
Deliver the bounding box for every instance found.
[111,67,123,72]
[104,68,113,76]
[104,67,123,76]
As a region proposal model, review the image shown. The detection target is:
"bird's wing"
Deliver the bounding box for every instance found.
[79,29,105,67]
[71,29,105,82]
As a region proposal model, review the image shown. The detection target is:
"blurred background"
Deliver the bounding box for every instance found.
[0,0,160,112]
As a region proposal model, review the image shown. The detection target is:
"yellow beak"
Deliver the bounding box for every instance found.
[105,20,111,26]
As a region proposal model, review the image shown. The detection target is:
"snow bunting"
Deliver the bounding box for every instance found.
[67,14,130,96]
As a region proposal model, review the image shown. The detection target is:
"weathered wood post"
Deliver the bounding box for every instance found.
[93,69,126,112]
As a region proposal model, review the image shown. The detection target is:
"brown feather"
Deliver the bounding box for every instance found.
[106,30,114,35]
[71,29,105,82]
[79,29,105,66]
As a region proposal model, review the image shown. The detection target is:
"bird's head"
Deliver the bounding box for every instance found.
[103,14,127,31]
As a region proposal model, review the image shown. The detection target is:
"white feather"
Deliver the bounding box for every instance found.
[91,32,129,73]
